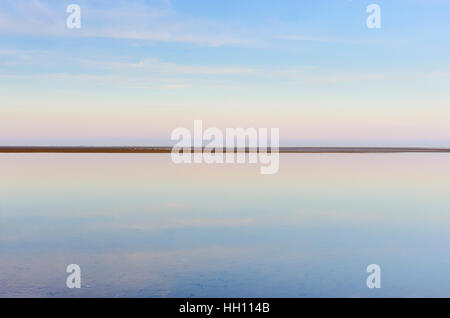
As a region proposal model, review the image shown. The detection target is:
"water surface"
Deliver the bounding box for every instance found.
[1,153,450,297]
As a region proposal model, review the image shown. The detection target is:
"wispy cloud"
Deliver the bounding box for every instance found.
[80,58,259,75]
[0,48,260,91]
[279,34,352,44]
[2,47,450,90]
[0,0,247,46]
[275,68,450,85]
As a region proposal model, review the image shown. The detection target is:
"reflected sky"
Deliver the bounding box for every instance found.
[1,154,450,297]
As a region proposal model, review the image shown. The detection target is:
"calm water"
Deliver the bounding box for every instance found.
[1,153,450,297]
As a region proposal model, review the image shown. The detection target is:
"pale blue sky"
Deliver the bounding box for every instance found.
[1,0,449,146]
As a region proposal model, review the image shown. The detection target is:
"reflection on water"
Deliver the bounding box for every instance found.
[1,153,450,297]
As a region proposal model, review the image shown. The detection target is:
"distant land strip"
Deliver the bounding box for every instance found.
[1,146,450,153]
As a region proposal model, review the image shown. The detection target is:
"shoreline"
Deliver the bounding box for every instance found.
[1,146,450,153]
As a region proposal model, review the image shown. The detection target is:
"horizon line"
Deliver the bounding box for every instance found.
[1,146,450,153]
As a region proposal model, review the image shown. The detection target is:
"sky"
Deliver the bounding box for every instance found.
[0,0,449,146]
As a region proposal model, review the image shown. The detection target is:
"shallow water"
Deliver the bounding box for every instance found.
[1,153,450,297]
